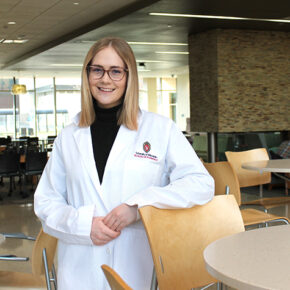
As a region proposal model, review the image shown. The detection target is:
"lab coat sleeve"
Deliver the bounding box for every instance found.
[125,121,214,209]
[34,135,94,245]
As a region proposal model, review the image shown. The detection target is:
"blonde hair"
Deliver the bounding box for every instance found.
[79,37,139,130]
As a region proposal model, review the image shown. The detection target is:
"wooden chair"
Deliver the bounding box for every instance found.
[0,228,58,290]
[139,195,245,290]
[204,161,290,227]
[101,264,132,290]
[225,148,290,209]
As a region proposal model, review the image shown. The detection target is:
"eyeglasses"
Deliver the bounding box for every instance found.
[87,65,128,81]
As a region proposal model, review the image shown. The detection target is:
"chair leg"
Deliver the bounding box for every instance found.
[259,184,263,198]
[8,177,13,196]
[43,248,52,290]
[150,267,157,290]
[217,282,226,290]
[51,264,58,290]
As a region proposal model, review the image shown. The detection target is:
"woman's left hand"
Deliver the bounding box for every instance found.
[103,204,138,232]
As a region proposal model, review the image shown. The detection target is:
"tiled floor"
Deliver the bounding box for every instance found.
[0,177,289,289]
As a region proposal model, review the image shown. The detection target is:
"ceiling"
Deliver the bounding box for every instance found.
[1,0,290,77]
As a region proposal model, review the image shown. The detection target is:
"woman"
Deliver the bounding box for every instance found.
[34,37,214,290]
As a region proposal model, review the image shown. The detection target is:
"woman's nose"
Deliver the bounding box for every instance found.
[101,71,111,82]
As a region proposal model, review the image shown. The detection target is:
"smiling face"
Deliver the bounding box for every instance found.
[88,46,127,109]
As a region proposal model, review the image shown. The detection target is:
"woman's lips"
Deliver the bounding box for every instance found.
[98,87,115,92]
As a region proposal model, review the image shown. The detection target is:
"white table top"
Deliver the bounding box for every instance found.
[204,225,290,290]
[242,159,290,173]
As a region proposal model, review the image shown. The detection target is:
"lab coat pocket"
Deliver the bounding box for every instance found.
[122,159,160,201]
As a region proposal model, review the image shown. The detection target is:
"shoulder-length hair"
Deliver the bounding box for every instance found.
[79,37,139,130]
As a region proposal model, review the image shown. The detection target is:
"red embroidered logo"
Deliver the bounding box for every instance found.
[143,141,151,153]
[134,141,158,161]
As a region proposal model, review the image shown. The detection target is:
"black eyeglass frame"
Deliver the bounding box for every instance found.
[87,65,128,81]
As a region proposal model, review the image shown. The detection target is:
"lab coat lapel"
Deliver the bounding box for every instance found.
[105,124,138,171]
[73,127,108,209]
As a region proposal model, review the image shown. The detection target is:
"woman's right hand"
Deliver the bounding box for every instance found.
[90,217,120,245]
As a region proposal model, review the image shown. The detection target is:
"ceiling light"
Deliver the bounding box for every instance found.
[155,51,189,55]
[11,84,27,95]
[50,64,83,67]
[73,2,79,5]
[7,21,16,25]
[149,13,290,23]
[0,39,4,43]
[2,39,28,43]
[136,59,164,63]
[128,41,187,46]
[137,69,151,72]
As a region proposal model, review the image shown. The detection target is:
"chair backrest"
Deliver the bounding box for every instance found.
[31,228,58,277]
[225,148,271,187]
[0,152,20,174]
[139,195,245,290]
[204,161,242,205]
[101,265,132,290]
[25,151,47,172]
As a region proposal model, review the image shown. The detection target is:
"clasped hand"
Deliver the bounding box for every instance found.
[90,204,137,245]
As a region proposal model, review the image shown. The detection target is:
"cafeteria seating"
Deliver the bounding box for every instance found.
[225,148,290,209]
[0,228,57,290]
[0,151,21,199]
[101,264,132,290]
[139,195,244,290]
[204,161,290,228]
[46,136,57,152]
[27,137,39,152]
[20,151,47,195]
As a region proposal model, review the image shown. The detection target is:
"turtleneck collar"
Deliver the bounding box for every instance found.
[92,99,123,122]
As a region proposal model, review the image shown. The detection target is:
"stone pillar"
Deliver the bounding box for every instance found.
[188,29,290,133]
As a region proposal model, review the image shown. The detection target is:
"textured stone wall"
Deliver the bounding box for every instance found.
[189,30,218,132]
[189,29,290,132]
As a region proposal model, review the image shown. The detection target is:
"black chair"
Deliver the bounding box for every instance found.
[27,137,39,152]
[0,152,21,199]
[46,136,56,152]
[20,151,48,196]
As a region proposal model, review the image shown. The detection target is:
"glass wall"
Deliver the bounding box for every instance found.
[156,77,177,121]
[0,78,15,137]
[0,76,177,139]
[17,78,35,137]
[55,78,81,133]
[0,77,82,139]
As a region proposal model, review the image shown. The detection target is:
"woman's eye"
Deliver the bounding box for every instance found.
[92,68,103,73]
[111,69,122,74]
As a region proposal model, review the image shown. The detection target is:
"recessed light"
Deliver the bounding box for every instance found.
[149,12,290,23]
[7,21,16,25]
[136,59,164,63]
[73,2,79,5]
[155,51,189,55]
[2,39,28,43]
[137,69,151,72]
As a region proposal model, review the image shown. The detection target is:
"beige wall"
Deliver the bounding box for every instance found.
[189,29,290,132]
[147,78,158,113]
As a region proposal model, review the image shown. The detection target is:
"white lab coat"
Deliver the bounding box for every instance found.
[34,110,214,290]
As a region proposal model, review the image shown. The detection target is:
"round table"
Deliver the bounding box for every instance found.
[242,159,290,174]
[0,234,5,244]
[204,225,290,290]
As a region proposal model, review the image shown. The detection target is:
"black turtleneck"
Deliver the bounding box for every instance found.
[90,100,122,184]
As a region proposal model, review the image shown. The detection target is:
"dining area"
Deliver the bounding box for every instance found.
[0,143,289,290]
[0,135,54,200]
